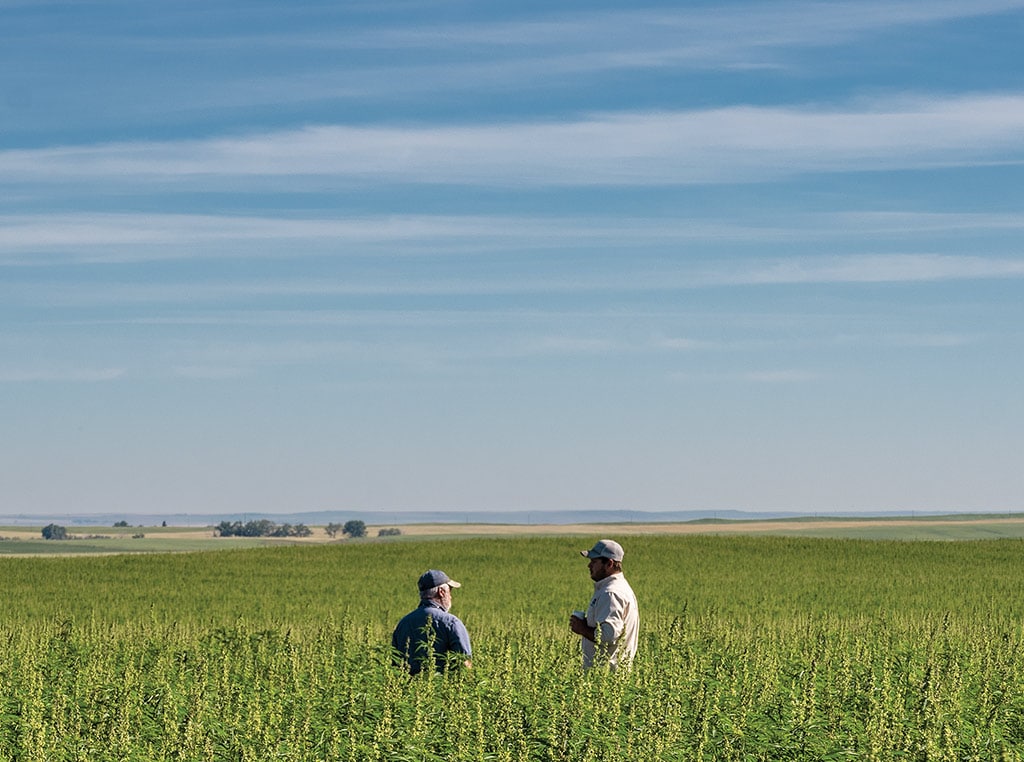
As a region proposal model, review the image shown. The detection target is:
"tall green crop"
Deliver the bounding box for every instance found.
[2,535,1024,759]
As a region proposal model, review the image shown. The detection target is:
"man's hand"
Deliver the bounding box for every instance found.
[569,614,596,642]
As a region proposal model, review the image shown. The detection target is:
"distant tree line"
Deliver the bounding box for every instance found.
[40,524,124,541]
[44,519,396,542]
[322,521,400,539]
[215,520,312,538]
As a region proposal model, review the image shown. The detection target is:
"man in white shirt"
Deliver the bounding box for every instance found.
[569,539,639,671]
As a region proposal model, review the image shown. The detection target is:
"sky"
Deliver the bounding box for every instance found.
[2,0,1023,518]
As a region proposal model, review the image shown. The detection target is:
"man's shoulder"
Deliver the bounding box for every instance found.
[607,574,636,596]
[395,604,434,628]
[396,604,464,628]
[429,608,467,628]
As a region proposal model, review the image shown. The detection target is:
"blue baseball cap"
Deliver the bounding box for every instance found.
[418,569,461,591]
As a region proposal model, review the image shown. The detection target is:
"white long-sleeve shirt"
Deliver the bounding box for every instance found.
[582,572,639,670]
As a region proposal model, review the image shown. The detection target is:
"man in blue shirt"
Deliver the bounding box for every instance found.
[391,569,472,675]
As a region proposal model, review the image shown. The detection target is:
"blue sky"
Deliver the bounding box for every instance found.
[2,0,1023,517]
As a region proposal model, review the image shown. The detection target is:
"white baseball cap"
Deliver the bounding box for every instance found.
[580,539,624,561]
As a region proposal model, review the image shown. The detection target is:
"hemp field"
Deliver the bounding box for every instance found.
[3,533,1024,759]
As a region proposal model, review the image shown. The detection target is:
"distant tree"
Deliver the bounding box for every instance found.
[292,523,312,538]
[161,520,167,527]
[215,520,241,537]
[271,523,293,537]
[42,524,68,540]
[378,527,402,537]
[325,522,343,539]
[113,520,129,527]
[246,519,276,537]
[343,520,367,539]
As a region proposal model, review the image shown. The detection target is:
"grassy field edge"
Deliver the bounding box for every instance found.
[3,512,1024,554]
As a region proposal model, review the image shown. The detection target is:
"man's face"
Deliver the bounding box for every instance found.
[588,556,613,581]
[437,584,453,611]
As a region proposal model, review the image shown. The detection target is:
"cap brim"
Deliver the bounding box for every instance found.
[446,579,461,588]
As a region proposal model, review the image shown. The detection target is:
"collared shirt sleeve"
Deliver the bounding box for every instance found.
[590,590,629,646]
[439,615,472,656]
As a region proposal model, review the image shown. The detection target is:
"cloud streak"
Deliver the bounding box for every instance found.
[0,367,125,383]
[5,254,1022,311]
[4,94,1024,189]
[718,254,1024,286]
[45,0,1024,113]
[4,209,1024,260]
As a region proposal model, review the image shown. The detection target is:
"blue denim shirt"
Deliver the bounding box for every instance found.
[391,599,472,675]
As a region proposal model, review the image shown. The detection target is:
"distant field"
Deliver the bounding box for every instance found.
[3,513,1024,554]
[391,514,1024,542]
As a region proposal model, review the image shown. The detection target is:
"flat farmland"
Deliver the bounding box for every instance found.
[4,513,1024,556]
[390,514,1024,541]
[3,531,1024,759]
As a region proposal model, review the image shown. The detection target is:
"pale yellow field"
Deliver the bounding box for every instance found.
[386,516,1024,537]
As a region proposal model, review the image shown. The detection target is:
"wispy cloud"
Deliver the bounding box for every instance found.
[4,254,1023,310]
[671,368,824,384]
[4,94,1024,189]
[522,336,621,355]
[4,210,1024,265]
[0,367,125,383]
[836,332,977,348]
[219,1,1024,54]
[171,365,251,381]
[2,211,798,262]
[70,1,1024,109]
[722,254,1024,286]
[465,0,1024,77]
[826,211,1024,235]
[167,339,362,368]
[0,213,577,261]
[742,369,822,383]
[655,337,716,351]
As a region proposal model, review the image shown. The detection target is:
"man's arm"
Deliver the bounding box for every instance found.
[569,614,596,641]
[448,617,473,669]
[391,626,410,669]
[574,593,626,649]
